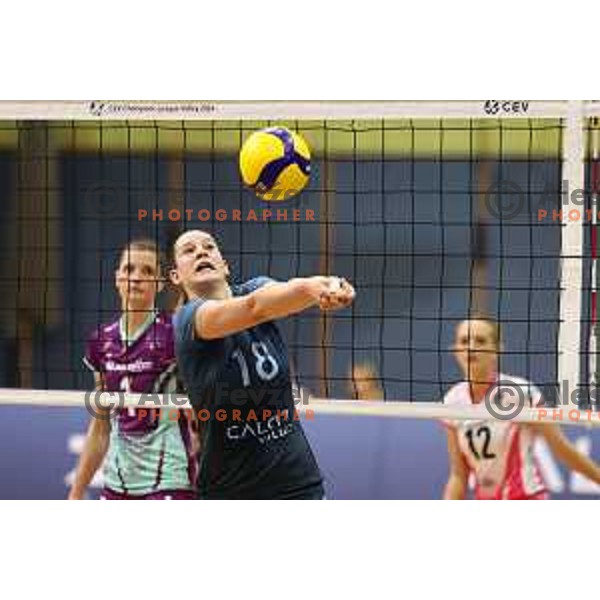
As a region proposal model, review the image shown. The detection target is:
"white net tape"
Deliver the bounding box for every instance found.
[1,388,598,428]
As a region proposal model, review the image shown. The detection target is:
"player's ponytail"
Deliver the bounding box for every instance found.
[167,238,189,309]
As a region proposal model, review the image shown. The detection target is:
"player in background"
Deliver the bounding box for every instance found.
[444,316,600,500]
[68,240,196,500]
[349,363,383,400]
[170,229,355,499]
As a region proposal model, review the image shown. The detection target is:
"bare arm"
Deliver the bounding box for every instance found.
[68,374,110,499]
[443,427,469,500]
[531,423,600,486]
[196,276,355,340]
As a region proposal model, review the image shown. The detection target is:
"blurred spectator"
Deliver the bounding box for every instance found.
[349,363,383,400]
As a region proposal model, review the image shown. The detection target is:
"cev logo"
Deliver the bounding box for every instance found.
[89,101,105,117]
[484,100,530,115]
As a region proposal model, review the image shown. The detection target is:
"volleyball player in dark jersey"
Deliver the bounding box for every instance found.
[171,230,355,499]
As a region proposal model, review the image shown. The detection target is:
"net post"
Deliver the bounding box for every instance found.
[590,119,599,399]
[559,101,585,406]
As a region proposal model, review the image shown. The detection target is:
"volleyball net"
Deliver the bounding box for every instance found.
[0,100,597,427]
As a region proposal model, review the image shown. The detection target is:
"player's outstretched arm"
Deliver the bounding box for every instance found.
[68,415,110,499]
[443,428,469,500]
[196,276,355,340]
[68,374,110,500]
[531,423,600,486]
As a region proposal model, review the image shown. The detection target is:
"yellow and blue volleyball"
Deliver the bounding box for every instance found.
[239,127,311,201]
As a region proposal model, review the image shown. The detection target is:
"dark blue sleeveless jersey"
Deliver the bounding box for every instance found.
[173,277,323,499]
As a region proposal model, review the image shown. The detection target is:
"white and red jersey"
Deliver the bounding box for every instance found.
[444,374,547,500]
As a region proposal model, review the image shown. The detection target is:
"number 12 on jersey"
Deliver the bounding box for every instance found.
[465,425,496,460]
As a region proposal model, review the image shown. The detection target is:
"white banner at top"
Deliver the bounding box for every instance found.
[0,100,583,120]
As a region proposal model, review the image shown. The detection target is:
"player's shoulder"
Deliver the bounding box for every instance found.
[154,310,174,329]
[235,276,277,295]
[499,373,532,387]
[88,317,119,343]
[148,312,176,352]
[443,381,470,406]
[172,298,212,347]
[84,317,119,368]
[498,373,542,404]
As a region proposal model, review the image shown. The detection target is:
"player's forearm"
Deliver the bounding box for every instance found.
[197,276,353,340]
[249,278,324,322]
[68,420,109,499]
[443,475,466,500]
[69,444,108,498]
[550,436,600,486]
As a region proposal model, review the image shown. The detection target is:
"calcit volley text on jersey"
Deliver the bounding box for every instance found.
[84,312,195,495]
[174,277,323,499]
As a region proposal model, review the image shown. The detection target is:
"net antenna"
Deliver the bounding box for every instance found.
[590,112,600,395]
[559,101,585,404]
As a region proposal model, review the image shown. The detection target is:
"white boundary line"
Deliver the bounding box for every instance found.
[0,100,573,120]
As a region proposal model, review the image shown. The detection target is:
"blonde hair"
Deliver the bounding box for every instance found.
[465,313,502,348]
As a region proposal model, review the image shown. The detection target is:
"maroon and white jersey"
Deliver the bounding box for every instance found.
[83,311,195,495]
